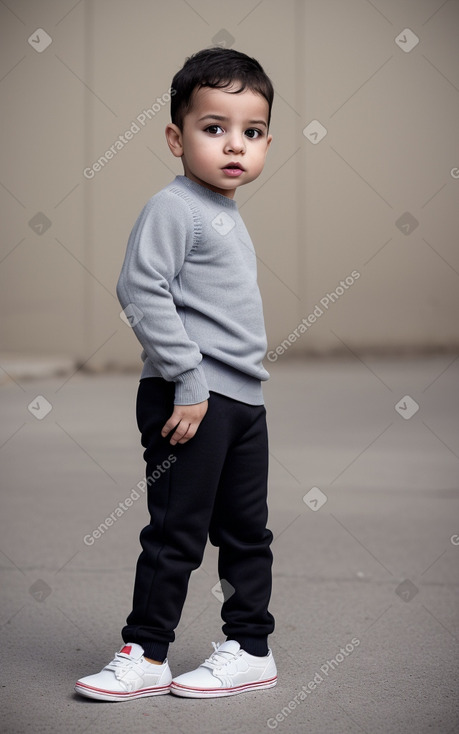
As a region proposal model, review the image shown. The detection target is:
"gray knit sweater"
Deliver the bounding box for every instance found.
[116,175,269,405]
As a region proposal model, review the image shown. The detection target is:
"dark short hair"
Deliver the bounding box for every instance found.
[170,47,274,130]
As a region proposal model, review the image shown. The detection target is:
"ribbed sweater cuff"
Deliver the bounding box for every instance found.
[174,364,210,405]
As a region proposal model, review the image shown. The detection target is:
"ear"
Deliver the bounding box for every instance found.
[266,133,273,149]
[165,123,184,157]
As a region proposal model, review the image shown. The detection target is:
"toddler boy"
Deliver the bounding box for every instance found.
[75,46,276,700]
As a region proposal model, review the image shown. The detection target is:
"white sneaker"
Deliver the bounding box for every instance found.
[170,640,277,698]
[75,643,172,701]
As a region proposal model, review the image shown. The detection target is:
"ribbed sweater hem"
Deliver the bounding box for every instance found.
[140,354,264,406]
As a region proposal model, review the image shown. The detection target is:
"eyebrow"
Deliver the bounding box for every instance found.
[197,114,267,128]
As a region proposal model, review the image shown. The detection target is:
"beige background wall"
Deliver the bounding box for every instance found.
[1,0,458,370]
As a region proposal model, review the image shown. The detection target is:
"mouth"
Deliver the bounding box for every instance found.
[222,162,245,177]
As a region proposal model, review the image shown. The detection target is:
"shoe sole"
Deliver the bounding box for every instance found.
[170,675,277,698]
[74,682,171,701]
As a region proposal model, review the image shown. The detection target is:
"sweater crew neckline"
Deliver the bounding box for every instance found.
[174,175,238,209]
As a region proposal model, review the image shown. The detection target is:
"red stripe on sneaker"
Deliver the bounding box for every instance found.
[75,682,171,697]
[171,675,277,694]
[120,645,132,655]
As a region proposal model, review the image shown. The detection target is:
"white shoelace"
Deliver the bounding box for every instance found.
[202,642,238,670]
[106,651,143,679]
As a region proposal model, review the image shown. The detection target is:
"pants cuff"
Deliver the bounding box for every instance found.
[229,636,269,657]
[129,640,169,663]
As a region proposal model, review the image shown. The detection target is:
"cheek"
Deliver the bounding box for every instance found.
[253,148,268,168]
[191,139,214,164]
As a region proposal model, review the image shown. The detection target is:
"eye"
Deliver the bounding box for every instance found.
[245,128,262,139]
[205,125,224,135]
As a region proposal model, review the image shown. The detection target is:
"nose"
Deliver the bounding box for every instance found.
[224,132,245,154]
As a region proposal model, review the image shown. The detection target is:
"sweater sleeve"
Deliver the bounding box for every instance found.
[116,190,209,405]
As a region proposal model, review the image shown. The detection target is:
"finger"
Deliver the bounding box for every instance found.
[176,422,199,444]
[170,422,191,445]
[161,415,181,437]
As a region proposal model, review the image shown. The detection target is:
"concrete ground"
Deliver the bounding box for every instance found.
[1,356,458,734]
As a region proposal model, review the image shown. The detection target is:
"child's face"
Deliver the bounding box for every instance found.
[166,85,272,198]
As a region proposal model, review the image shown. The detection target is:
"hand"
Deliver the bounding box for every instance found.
[161,400,208,445]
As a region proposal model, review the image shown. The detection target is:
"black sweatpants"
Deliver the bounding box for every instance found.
[121,377,275,662]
